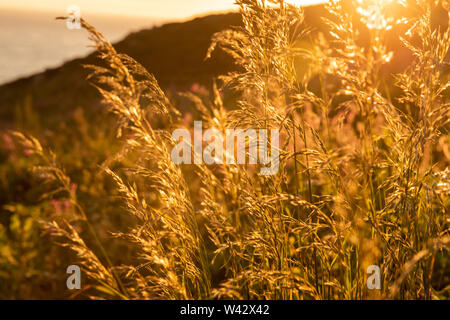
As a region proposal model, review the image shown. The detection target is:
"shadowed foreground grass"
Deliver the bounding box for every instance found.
[1,0,449,299]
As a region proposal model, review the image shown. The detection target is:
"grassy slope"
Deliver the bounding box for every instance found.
[0,4,430,129]
[0,13,243,127]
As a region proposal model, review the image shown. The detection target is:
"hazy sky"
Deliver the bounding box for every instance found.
[0,0,326,19]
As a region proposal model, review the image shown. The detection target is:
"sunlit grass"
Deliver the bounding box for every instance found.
[5,0,449,300]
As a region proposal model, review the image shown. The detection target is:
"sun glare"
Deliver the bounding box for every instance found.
[356,0,407,30]
[283,0,329,7]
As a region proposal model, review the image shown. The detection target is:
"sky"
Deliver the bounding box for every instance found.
[0,0,327,19]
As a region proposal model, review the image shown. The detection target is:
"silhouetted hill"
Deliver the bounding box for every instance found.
[0,12,243,126]
[1,4,444,129]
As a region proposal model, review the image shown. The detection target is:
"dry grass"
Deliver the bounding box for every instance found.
[11,0,449,299]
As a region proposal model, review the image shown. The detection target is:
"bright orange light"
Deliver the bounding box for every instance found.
[283,0,329,7]
[356,0,407,30]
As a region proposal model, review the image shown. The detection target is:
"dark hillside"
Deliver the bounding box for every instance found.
[0,13,242,126]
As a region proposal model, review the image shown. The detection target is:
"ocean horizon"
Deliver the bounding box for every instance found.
[0,8,165,85]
